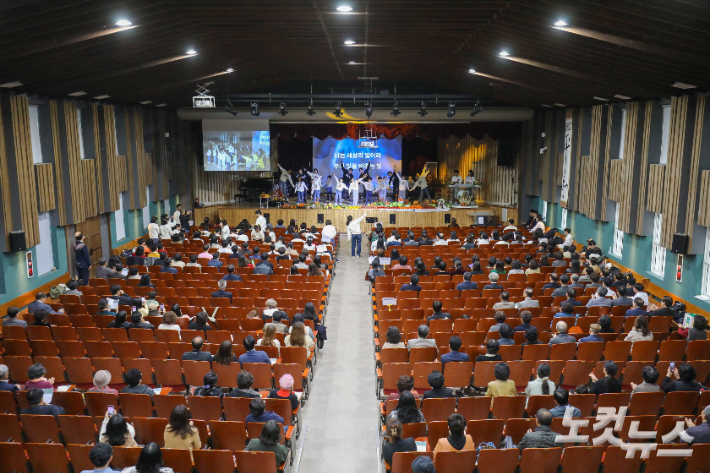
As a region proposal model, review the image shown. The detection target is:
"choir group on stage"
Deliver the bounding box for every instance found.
[275,163,476,206]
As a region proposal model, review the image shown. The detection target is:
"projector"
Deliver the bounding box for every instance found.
[193,96,215,108]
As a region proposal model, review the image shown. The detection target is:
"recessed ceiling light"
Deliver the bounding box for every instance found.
[336,5,353,12]
[68,91,87,97]
[468,68,476,74]
[186,49,197,55]
[348,61,356,64]
[499,51,510,57]
[614,94,632,100]
[593,96,609,101]
[156,103,167,107]
[140,100,152,104]
[554,20,567,26]
[115,19,132,27]
[226,68,234,73]
[344,40,356,45]
[554,103,566,107]
[0,81,23,88]
[672,82,696,89]
[94,94,110,99]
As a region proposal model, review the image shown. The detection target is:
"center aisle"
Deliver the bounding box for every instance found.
[297,247,380,472]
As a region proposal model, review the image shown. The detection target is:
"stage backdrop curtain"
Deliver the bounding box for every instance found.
[277,136,313,172]
[271,122,521,142]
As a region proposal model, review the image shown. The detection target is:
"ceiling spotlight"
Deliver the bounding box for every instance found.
[418,101,428,117]
[447,101,456,118]
[115,19,132,27]
[348,61,356,64]
[499,51,510,57]
[554,20,567,26]
[365,103,373,118]
[344,40,356,45]
[470,100,483,117]
[226,68,234,73]
[278,102,288,116]
[391,100,401,117]
[186,49,197,55]
[333,102,343,117]
[337,5,353,12]
[305,99,316,116]
[468,68,476,74]
[250,102,260,116]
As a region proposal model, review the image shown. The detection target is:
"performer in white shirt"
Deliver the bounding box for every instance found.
[347,213,367,258]
[362,178,374,205]
[335,179,347,205]
[395,171,409,201]
[295,177,307,204]
[349,177,363,206]
[321,220,337,244]
[410,166,431,201]
[307,169,324,203]
[277,163,295,201]
[324,175,333,202]
[464,170,476,184]
[255,210,266,231]
[451,170,462,185]
[377,176,388,202]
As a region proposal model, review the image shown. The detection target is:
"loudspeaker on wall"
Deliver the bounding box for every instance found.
[9,230,26,252]
[671,233,688,254]
[389,214,396,224]
[317,214,324,224]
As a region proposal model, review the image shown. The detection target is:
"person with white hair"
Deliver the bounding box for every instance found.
[267,373,300,410]
[548,322,576,345]
[678,404,710,444]
[0,364,20,392]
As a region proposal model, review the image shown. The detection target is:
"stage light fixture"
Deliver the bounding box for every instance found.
[470,100,483,117]
[115,19,132,26]
[186,49,197,55]
[337,5,353,12]
[226,68,234,73]
[468,68,476,74]
[554,20,568,26]
[391,100,400,116]
[333,102,343,117]
[279,102,288,116]
[250,102,260,116]
[447,101,456,118]
[344,40,356,45]
[225,99,237,116]
[365,104,373,117]
[306,99,316,116]
[499,51,510,57]
[418,101,428,117]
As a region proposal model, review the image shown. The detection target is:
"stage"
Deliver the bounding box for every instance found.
[192,201,518,231]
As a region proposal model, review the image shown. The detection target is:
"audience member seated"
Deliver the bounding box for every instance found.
[475,339,501,363]
[427,300,452,324]
[121,368,154,399]
[247,420,289,466]
[157,311,181,338]
[386,375,419,402]
[513,311,535,333]
[630,366,661,393]
[484,362,515,401]
[28,292,62,315]
[25,363,54,390]
[20,388,65,416]
[441,336,469,369]
[579,324,603,343]
[492,291,515,310]
[107,311,129,329]
[400,274,421,292]
[80,443,121,473]
[497,324,515,345]
[188,311,212,332]
[382,418,417,465]
[624,298,649,318]
[433,413,475,462]
[246,397,284,428]
[678,315,708,341]
[522,330,541,346]
[678,405,710,444]
[31,309,52,327]
[662,363,702,392]
[163,404,201,461]
[407,325,437,350]
[285,322,315,351]
[129,311,155,329]
[550,388,581,417]
[482,272,503,290]
[648,296,675,318]
[388,390,425,424]
[586,286,612,308]
[89,370,118,395]
[3,306,26,327]
[611,286,633,306]
[240,335,272,365]
[551,275,570,297]
[100,412,138,447]
[208,253,223,267]
[0,364,19,392]
[229,371,261,399]
[121,442,173,473]
[549,321,576,345]
[383,326,405,349]
[525,363,555,400]
[182,337,214,362]
[192,371,223,397]
[624,316,653,344]
[268,373,300,410]
[590,360,622,395]
[518,409,559,449]
[517,289,539,309]
[422,371,453,399]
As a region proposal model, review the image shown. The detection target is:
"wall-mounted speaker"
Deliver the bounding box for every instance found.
[9,230,26,252]
[671,233,688,254]
[444,213,451,224]
[317,214,324,224]
[389,214,396,224]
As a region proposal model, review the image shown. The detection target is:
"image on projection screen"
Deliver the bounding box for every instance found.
[312,136,402,178]
[203,130,270,171]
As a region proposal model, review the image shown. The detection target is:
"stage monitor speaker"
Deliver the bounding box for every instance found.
[317,214,324,224]
[671,233,688,254]
[263,213,270,224]
[444,213,451,224]
[390,214,396,224]
[497,137,517,166]
[9,230,26,252]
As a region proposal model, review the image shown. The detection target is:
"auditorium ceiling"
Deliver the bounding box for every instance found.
[1,0,708,109]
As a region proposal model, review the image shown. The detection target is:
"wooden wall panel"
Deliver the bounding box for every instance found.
[10,95,39,247]
[35,163,55,212]
[92,105,105,214]
[0,96,12,244]
[600,105,613,221]
[617,102,639,233]
[81,159,97,218]
[437,135,518,206]
[579,105,604,218]
[102,105,120,212]
[698,171,710,228]
[49,101,67,225]
[646,164,665,213]
[684,94,705,247]
[635,101,653,233]
[607,160,624,202]
[660,96,689,248]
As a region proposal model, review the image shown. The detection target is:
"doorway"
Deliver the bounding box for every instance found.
[75,215,102,278]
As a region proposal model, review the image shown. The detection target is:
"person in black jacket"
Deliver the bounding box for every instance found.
[229,371,261,399]
[193,371,223,397]
[188,312,213,332]
[182,336,214,362]
[110,285,134,306]
[381,417,416,466]
[20,388,65,416]
[75,232,92,285]
[120,368,154,399]
[662,363,702,392]
[128,311,155,330]
[589,360,622,395]
[107,311,130,329]
[422,371,454,399]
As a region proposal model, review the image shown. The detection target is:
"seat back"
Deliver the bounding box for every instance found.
[208,420,246,452]
[491,395,526,421]
[518,448,562,473]
[434,449,477,473]
[193,449,235,473]
[57,415,98,444]
[477,448,519,473]
[0,442,30,473]
[25,443,71,473]
[162,448,195,473]
[187,395,223,421]
[19,414,61,443]
[234,451,278,473]
[222,396,253,423]
[133,417,169,446]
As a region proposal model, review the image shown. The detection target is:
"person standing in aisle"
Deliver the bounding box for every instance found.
[347,213,368,258]
[75,232,91,285]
